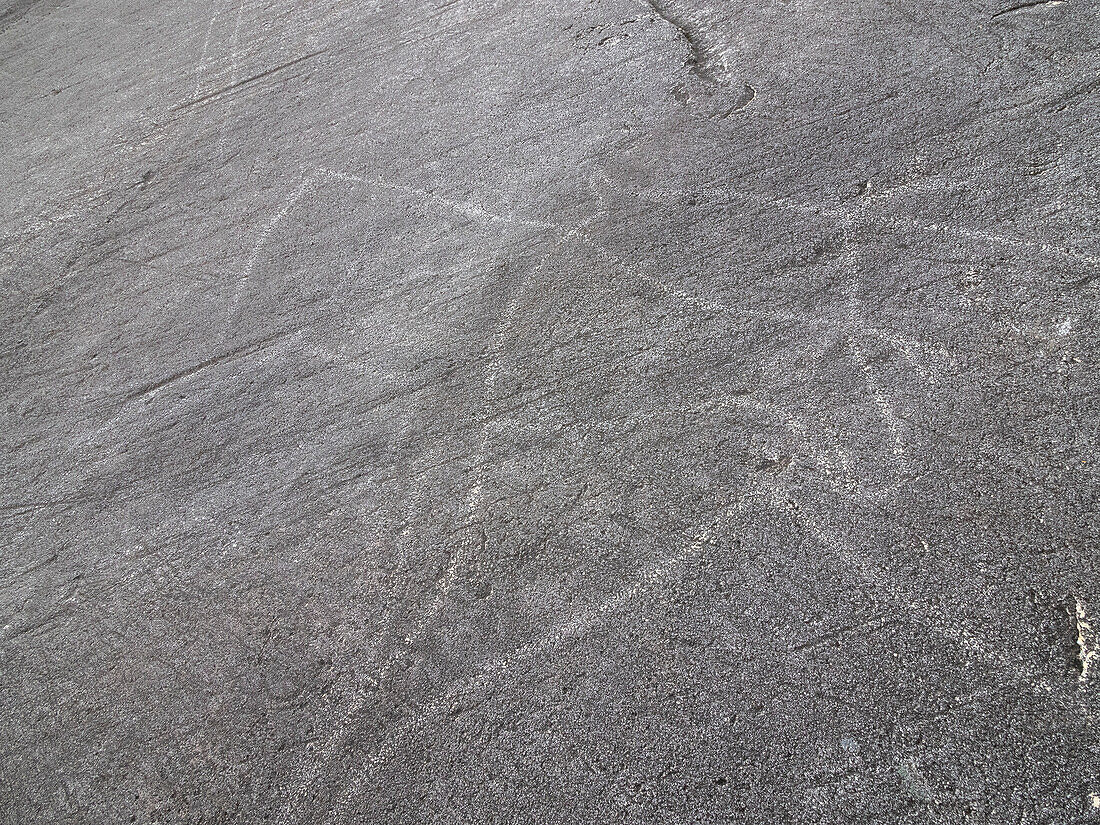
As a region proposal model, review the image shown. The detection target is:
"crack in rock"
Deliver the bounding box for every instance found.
[644,0,723,87]
[991,0,1063,19]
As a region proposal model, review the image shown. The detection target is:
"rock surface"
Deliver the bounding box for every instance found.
[2,0,1099,821]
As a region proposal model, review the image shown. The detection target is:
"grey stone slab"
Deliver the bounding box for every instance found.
[1,0,1098,822]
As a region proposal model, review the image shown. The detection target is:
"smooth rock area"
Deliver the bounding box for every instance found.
[2,0,1099,822]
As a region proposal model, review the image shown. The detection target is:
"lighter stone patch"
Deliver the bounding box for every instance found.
[1076,598,1097,682]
